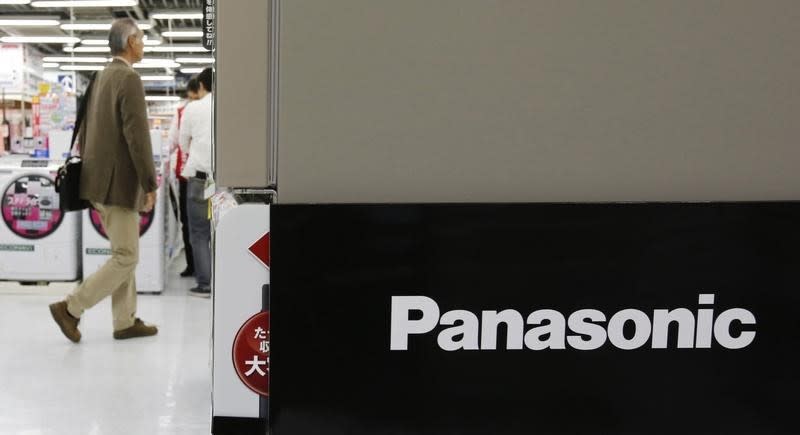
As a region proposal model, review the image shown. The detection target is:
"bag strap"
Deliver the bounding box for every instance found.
[69,71,98,157]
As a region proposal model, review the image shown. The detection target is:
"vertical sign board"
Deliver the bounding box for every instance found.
[212,204,269,435]
[271,203,800,435]
[203,0,216,50]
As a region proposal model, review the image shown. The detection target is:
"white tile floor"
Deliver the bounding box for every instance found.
[0,261,213,435]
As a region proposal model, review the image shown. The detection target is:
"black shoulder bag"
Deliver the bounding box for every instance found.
[55,72,96,212]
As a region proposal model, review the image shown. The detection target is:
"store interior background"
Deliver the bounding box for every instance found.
[0,1,215,434]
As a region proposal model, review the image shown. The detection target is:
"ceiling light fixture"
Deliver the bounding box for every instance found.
[133,60,181,69]
[42,62,59,68]
[179,67,203,74]
[145,95,181,102]
[0,0,32,5]
[60,64,105,71]
[175,57,214,64]
[60,22,151,31]
[44,56,109,63]
[151,12,203,20]
[63,46,111,53]
[80,39,109,45]
[78,38,161,46]
[1,36,81,44]
[0,18,60,26]
[140,75,175,81]
[161,30,203,38]
[32,1,138,7]
[144,45,209,53]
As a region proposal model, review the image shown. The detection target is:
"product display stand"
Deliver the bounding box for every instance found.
[211,202,270,435]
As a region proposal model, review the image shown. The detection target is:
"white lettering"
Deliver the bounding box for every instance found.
[713,308,757,349]
[481,310,524,350]
[390,296,440,350]
[524,310,566,350]
[566,309,607,350]
[695,294,715,348]
[651,308,695,349]
[437,310,480,351]
[389,294,757,351]
[608,309,652,350]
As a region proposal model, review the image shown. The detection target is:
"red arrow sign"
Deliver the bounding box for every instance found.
[248,232,270,268]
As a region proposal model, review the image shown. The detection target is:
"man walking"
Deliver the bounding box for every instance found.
[49,18,159,342]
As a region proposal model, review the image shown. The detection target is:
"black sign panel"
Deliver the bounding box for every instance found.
[271,203,800,435]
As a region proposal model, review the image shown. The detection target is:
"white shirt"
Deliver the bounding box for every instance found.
[179,93,213,178]
[167,101,189,154]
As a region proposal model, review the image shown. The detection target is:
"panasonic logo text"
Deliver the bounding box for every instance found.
[389,295,756,351]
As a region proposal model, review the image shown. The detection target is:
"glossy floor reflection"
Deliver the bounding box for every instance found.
[0,269,211,435]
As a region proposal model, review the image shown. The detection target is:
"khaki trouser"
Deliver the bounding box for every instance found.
[66,202,139,331]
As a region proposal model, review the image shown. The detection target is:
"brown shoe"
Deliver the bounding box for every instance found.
[113,318,158,340]
[49,301,81,343]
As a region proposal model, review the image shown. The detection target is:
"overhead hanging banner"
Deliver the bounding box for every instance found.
[271,203,800,435]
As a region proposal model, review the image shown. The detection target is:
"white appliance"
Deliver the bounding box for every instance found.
[81,182,165,294]
[0,157,81,281]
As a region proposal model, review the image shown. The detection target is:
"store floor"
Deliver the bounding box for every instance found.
[0,260,212,435]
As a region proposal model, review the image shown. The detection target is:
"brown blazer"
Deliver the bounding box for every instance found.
[78,59,157,210]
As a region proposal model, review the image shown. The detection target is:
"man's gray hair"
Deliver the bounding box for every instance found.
[109,18,140,56]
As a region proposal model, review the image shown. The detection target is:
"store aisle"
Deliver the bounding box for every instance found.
[0,273,212,435]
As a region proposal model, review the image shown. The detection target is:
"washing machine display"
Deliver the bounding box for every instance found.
[1,174,64,239]
[89,206,155,239]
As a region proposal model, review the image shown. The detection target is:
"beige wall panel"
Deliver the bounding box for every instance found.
[216,0,271,188]
[276,0,800,203]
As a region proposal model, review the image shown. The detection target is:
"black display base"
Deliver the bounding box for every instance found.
[211,416,267,435]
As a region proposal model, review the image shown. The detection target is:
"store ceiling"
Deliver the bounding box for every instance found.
[0,0,209,91]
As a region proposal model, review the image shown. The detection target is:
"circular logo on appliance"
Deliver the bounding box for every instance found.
[89,206,155,240]
[232,311,270,397]
[1,174,64,240]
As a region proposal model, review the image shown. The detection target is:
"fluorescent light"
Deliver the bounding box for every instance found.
[60,65,105,71]
[145,45,209,53]
[81,37,160,46]
[33,1,138,7]
[61,22,151,31]
[42,62,59,68]
[139,58,179,64]
[80,39,108,45]
[151,12,203,20]
[175,57,214,64]
[0,1,31,4]
[133,59,181,68]
[0,19,59,27]
[140,75,175,81]
[145,95,180,102]
[162,30,203,38]
[44,56,109,63]
[61,23,109,31]
[64,46,111,52]
[180,67,203,74]
[1,36,81,44]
